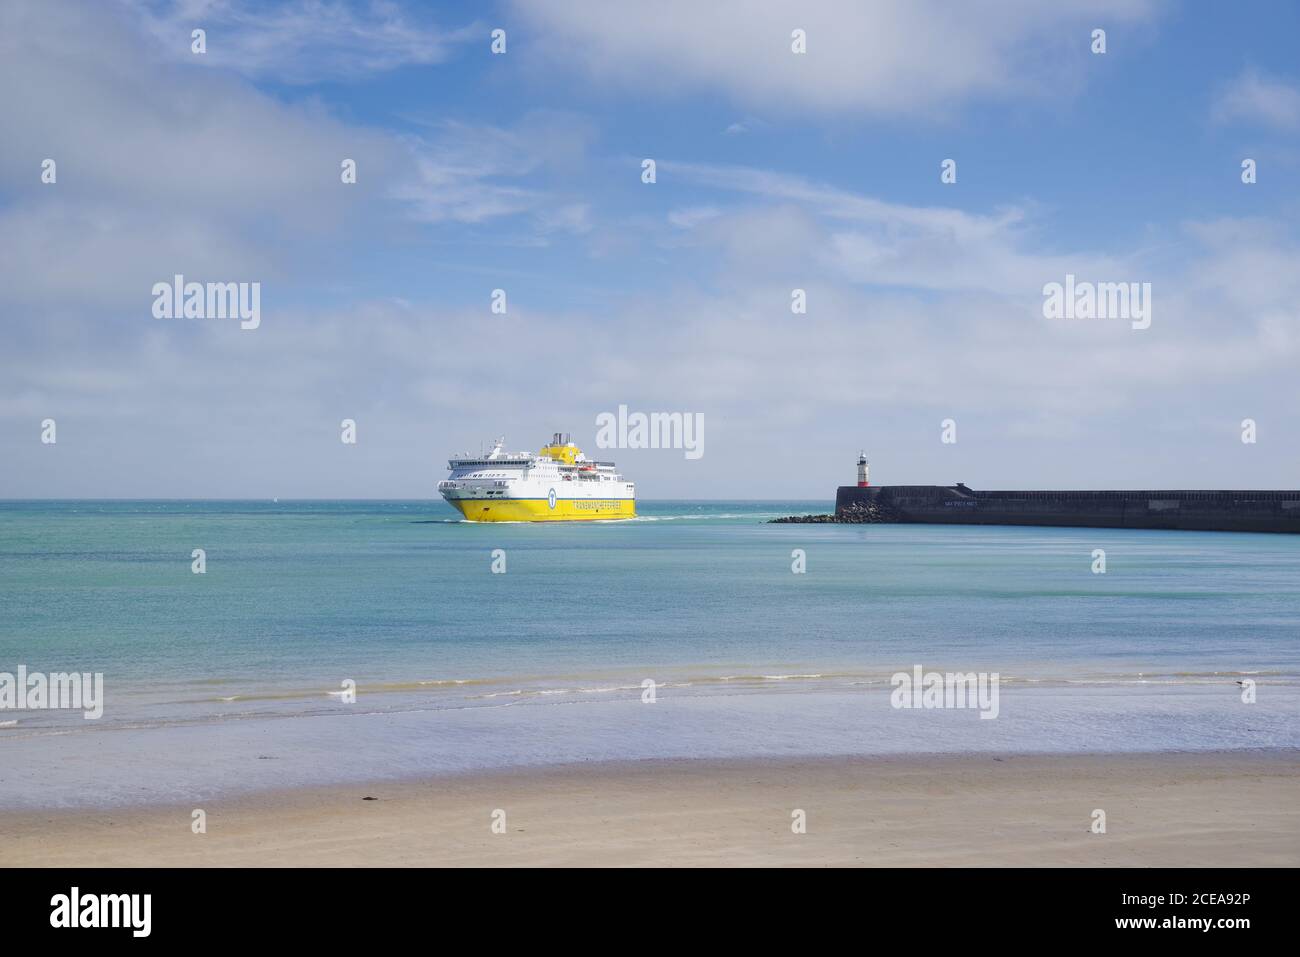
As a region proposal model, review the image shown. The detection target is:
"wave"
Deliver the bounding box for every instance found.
[148,666,1300,708]
[15,668,1291,736]
[630,512,769,522]
[720,673,825,681]
[7,669,1298,744]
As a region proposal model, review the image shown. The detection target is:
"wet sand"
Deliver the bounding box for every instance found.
[2,751,1296,867]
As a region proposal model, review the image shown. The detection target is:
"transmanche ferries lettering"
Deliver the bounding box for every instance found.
[438,433,636,522]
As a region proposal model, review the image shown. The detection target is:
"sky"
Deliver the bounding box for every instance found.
[1,0,1298,498]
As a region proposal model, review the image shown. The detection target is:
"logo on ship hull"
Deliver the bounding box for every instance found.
[548,488,557,509]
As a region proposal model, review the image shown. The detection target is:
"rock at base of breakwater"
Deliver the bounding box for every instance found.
[769,503,901,524]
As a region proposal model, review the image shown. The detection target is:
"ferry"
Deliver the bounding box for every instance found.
[438,434,636,522]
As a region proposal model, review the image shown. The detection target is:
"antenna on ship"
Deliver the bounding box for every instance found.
[857,451,870,487]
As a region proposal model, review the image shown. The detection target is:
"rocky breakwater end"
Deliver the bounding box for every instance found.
[769,503,901,524]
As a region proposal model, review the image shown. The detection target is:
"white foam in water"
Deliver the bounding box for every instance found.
[1,683,1297,808]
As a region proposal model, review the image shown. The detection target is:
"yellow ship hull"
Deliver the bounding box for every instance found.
[448,497,636,522]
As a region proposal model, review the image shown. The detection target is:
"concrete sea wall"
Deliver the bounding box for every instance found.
[835,485,1300,533]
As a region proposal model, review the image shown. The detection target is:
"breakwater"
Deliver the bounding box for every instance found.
[824,485,1300,533]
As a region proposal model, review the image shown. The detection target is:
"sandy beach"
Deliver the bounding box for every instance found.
[3,751,1296,867]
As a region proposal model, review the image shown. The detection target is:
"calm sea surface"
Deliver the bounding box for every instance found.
[2,500,1297,806]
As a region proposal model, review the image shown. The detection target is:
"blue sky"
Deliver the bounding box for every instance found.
[2,0,1298,497]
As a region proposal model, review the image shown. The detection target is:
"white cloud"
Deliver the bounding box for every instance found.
[511,0,1158,116]
[126,0,478,83]
[3,1,1297,497]
[1212,68,1300,130]
[1,2,399,218]
[0,2,594,309]
[664,161,1122,295]
[537,203,593,235]
[6,183,1297,497]
[7,221,1296,498]
[667,206,722,229]
[391,115,598,230]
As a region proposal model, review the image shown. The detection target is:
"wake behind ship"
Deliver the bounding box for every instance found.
[438,434,636,522]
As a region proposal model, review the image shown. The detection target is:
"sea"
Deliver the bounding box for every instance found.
[1,500,1297,807]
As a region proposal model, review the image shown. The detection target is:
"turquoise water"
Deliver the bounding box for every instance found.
[1,500,1298,806]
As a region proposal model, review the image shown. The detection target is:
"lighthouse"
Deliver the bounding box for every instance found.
[857,452,870,487]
